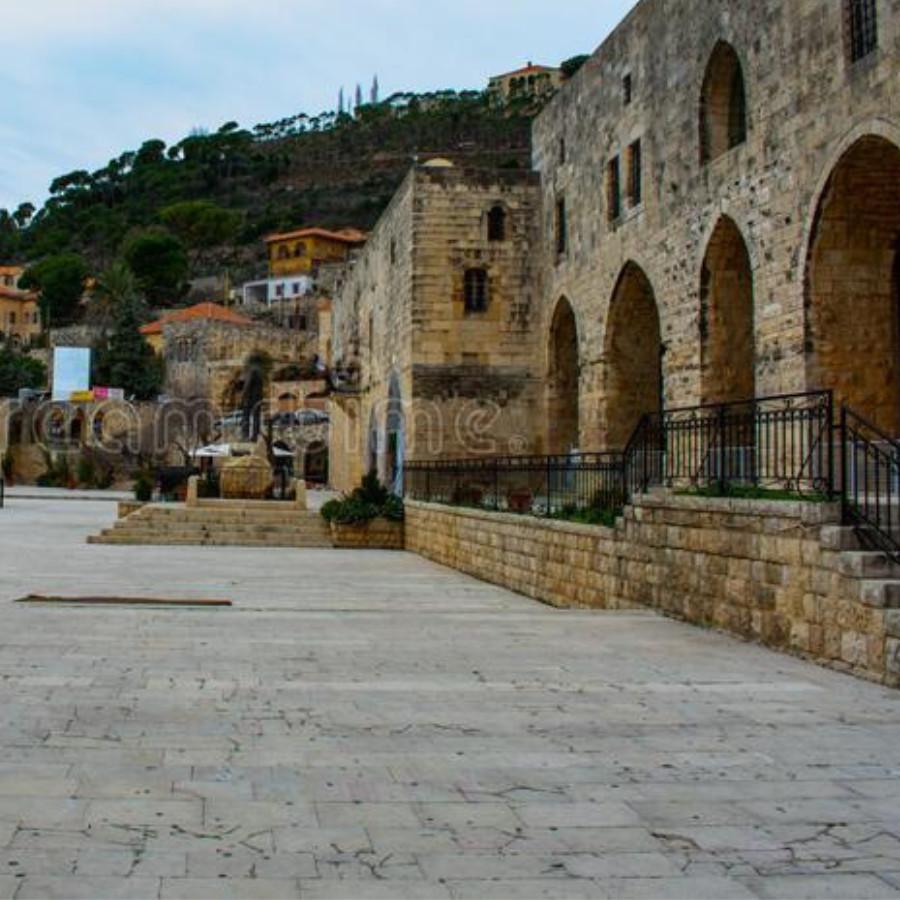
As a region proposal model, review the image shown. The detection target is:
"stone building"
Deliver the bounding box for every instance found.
[329,163,542,492]
[488,63,564,106]
[532,0,900,449]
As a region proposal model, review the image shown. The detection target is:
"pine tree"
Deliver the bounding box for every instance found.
[371,74,380,105]
[355,83,363,110]
[95,287,163,401]
[338,87,345,115]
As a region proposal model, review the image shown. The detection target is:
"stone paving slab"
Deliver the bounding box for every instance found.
[0,499,899,898]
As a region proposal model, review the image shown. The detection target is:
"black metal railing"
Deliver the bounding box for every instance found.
[406,390,836,519]
[841,407,900,560]
[0,477,4,509]
[626,390,835,498]
[405,453,625,518]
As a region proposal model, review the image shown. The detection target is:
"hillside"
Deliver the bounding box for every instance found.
[0,91,536,287]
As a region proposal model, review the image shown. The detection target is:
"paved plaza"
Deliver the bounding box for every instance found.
[1,499,900,898]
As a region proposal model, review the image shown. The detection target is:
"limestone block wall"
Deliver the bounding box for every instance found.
[532,0,900,447]
[407,494,899,687]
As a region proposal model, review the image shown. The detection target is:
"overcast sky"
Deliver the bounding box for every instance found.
[0,0,636,212]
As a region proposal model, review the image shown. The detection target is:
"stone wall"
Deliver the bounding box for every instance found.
[407,494,900,687]
[532,0,900,446]
[329,165,543,492]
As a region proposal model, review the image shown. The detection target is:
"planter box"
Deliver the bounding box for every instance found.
[330,518,404,550]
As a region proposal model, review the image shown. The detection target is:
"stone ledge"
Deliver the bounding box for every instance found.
[406,501,618,538]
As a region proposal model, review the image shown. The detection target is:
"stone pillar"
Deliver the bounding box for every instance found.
[294,479,308,511]
[186,475,199,507]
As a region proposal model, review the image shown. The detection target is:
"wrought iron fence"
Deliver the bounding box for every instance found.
[841,407,900,561]
[626,390,835,498]
[406,390,836,519]
[405,453,626,518]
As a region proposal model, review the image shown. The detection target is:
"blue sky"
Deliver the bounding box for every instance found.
[0,0,636,212]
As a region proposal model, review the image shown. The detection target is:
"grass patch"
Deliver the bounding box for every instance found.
[677,484,831,503]
[550,505,621,528]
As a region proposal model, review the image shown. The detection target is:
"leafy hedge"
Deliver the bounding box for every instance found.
[321,472,404,525]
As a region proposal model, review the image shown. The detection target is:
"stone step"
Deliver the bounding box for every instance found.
[859,580,900,609]
[838,551,900,580]
[820,525,864,552]
[89,534,333,547]
[133,508,317,523]
[112,520,329,534]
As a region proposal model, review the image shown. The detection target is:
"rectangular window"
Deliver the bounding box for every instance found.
[555,197,568,256]
[846,0,878,62]
[559,137,567,165]
[464,268,489,314]
[607,157,621,222]
[623,73,633,105]
[627,139,642,207]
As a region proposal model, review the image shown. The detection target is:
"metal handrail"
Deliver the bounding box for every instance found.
[841,406,900,561]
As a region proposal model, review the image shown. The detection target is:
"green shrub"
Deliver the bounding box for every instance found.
[320,471,404,525]
[93,466,115,490]
[76,456,96,487]
[134,472,154,503]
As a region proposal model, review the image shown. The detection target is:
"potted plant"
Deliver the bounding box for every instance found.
[321,471,405,549]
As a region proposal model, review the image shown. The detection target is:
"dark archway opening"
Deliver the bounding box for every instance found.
[700,216,755,405]
[805,135,900,433]
[604,263,663,449]
[547,298,580,454]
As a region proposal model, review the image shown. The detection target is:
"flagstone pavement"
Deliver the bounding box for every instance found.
[0,498,899,899]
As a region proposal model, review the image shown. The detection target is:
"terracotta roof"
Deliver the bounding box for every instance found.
[265,227,367,245]
[0,285,37,302]
[140,302,253,336]
[0,265,25,276]
[492,63,560,80]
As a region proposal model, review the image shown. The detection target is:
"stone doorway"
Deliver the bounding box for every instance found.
[806,135,900,433]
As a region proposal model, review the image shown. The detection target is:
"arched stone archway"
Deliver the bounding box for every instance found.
[700,216,755,405]
[604,263,663,449]
[700,41,747,164]
[547,298,580,454]
[805,135,900,433]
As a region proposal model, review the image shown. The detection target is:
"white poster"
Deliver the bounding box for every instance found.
[52,347,92,401]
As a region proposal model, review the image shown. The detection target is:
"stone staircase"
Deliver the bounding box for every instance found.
[820,524,900,609]
[89,500,333,548]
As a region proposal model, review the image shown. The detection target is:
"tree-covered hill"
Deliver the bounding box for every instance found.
[0,90,536,289]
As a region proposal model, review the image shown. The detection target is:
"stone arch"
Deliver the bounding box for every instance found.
[547,297,580,454]
[699,41,747,164]
[700,216,756,405]
[604,262,663,449]
[805,134,900,433]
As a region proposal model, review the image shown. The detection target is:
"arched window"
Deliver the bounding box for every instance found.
[464,268,489,314]
[294,242,307,258]
[699,42,747,164]
[487,205,506,242]
[277,246,290,260]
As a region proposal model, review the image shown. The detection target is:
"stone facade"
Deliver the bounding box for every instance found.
[329,164,543,492]
[163,320,314,413]
[407,493,900,687]
[532,0,900,447]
